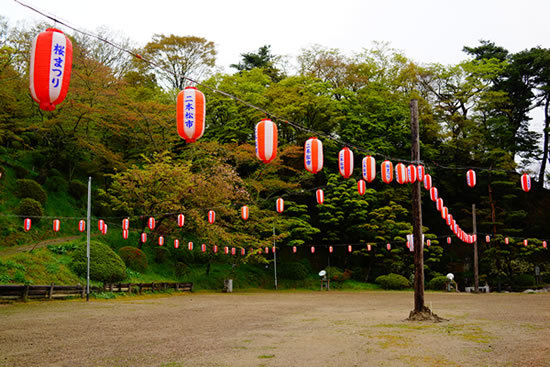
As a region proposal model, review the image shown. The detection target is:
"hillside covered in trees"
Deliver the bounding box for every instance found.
[1,17,549,291]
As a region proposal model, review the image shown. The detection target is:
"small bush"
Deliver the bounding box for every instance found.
[327,266,352,281]
[13,165,29,179]
[154,246,171,263]
[45,175,68,192]
[427,275,449,290]
[375,273,410,290]
[118,246,148,273]
[279,262,309,280]
[15,198,43,222]
[69,180,87,200]
[71,240,126,282]
[511,274,535,287]
[47,242,78,255]
[16,178,47,204]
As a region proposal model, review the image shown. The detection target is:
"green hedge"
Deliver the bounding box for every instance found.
[427,275,448,290]
[71,241,126,282]
[15,198,43,222]
[279,262,309,280]
[375,273,410,290]
[16,178,47,204]
[118,246,148,273]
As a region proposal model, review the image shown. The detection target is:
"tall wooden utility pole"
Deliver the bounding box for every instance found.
[410,99,425,313]
[473,204,479,292]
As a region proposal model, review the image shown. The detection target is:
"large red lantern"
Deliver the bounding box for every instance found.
[429,187,438,201]
[357,179,366,196]
[78,220,85,232]
[338,147,354,178]
[417,165,425,181]
[30,28,73,111]
[122,229,128,240]
[122,218,129,230]
[423,174,432,190]
[466,169,476,188]
[53,219,60,232]
[177,214,185,227]
[381,160,394,184]
[158,236,164,246]
[255,119,278,163]
[407,165,417,183]
[174,239,180,249]
[436,198,444,212]
[362,156,376,182]
[316,189,324,204]
[276,198,284,213]
[241,206,249,220]
[395,163,407,184]
[141,232,147,243]
[176,86,205,143]
[24,218,32,232]
[304,137,323,174]
[148,217,155,231]
[208,210,216,224]
[521,174,531,192]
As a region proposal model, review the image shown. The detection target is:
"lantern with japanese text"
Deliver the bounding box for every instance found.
[441,206,448,220]
[407,165,417,183]
[276,198,284,213]
[381,160,393,184]
[338,147,354,178]
[429,187,438,201]
[30,28,73,111]
[362,155,376,182]
[466,169,476,188]
[357,179,366,196]
[417,165,425,181]
[148,217,155,230]
[24,218,32,231]
[122,229,128,239]
[177,214,185,227]
[188,241,194,250]
[316,189,324,204]
[102,224,108,235]
[141,232,147,243]
[436,198,444,212]
[521,174,531,192]
[53,219,60,232]
[208,210,215,224]
[241,206,249,220]
[78,220,85,232]
[255,119,278,163]
[304,137,323,174]
[212,245,218,253]
[231,247,236,255]
[122,218,129,230]
[423,174,432,190]
[201,243,206,252]
[158,236,164,246]
[98,219,105,232]
[395,163,407,184]
[174,239,179,248]
[224,246,229,254]
[177,86,205,143]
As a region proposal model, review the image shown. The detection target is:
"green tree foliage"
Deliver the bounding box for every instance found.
[118,246,148,273]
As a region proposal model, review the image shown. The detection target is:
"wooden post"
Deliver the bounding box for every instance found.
[22,285,29,301]
[473,204,479,293]
[81,285,85,298]
[49,283,54,299]
[138,283,142,294]
[410,99,425,313]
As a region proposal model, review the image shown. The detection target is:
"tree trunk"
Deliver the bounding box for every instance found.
[537,96,549,189]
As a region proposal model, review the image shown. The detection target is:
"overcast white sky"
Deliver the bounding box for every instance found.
[3,0,550,173]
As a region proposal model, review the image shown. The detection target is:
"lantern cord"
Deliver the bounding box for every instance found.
[13,0,528,176]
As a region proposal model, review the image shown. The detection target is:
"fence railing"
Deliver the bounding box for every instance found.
[0,282,193,301]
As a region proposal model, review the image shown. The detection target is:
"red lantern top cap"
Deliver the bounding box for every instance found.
[46,28,64,33]
[184,86,197,90]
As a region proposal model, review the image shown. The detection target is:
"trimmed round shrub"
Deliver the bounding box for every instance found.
[15,198,43,223]
[154,246,171,263]
[118,246,148,273]
[511,274,535,287]
[16,179,47,204]
[427,275,449,290]
[279,262,309,280]
[375,273,410,290]
[71,241,126,282]
[45,175,68,192]
[69,180,87,200]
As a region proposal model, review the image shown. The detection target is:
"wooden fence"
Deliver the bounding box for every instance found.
[0,282,193,301]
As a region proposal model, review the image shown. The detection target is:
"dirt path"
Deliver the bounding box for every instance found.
[0,235,96,257]
[0,291,549,366]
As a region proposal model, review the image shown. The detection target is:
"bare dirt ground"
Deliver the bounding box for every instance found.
[0,291,549,367]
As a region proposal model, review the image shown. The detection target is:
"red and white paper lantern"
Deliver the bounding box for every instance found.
[387,243,391,250]
[304,137,323,174]
[188,241,194,251]
[177,86,205,143]
[426,239,431,247]
[430,187,438,201]
[417,165,425,181]
[201,243,206,252]
[486,235,490,243]
[241,248,245,256]
[521,174,531,192]
[122,218,129,230]
[348,245,352,253]
[98,219,105,232]
[78,220,85,232]
[523,239,528,247]
[276,198,284,213]
[293,246,297,253]
[213,245,218,253]
[436,198,444,212]
[141,232,147,243]
[357,179,366,196]
[395,163,407,184]
[329,246,333,253]
[177,214,185,227]
[30,28,73,111]
[381,160,394,184]
[53,219,60,232]
[255,119,278,163]
[441,207,448,220]
[447,237,451,244]
[102,224,108,235]
[231,247,236,255]
[208,210,215,224]
[362,156,376,182]
[122,229,128,239]
[338,147,354,178]
[241,206,249,220]
[505,237,509,245]
[24,218,32,231]
[148,217,155,230]
[316,189,324,204]
[158,236,164,246]
[543,241,547,249]
[311,246,315,254]
[174,239,179,249]
[423,174,432,190]
[466,169,476,188]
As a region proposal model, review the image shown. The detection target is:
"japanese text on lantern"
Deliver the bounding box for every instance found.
[184,94,195,128]
[51,43,65,88]
[305,146,311,166]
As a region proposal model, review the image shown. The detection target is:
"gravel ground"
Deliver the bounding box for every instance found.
[1,291,549,367]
